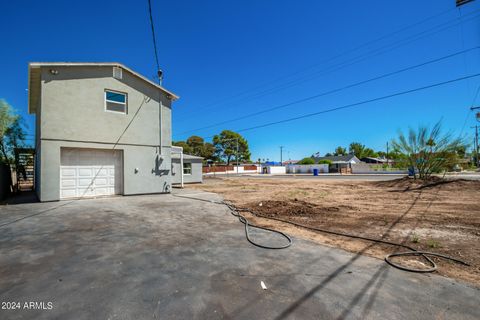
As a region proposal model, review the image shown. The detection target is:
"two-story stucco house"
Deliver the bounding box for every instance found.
[28,62,179,201]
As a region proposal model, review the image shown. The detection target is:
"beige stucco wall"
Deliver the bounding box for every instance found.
[36,65,174,201]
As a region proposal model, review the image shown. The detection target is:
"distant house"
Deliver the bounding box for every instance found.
[313,154,360,164]
[313,154,361,173]
[360,157,390,164]
[282,160,300,165]
[171,154,203,184]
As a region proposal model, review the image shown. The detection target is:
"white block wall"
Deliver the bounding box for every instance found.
[286,164,329,174]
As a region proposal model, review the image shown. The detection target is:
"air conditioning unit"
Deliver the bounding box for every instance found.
[113,66,123,80]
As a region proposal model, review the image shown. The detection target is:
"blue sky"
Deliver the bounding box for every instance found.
[1,0,479,162]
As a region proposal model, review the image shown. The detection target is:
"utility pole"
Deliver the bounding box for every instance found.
[236,139,239,174]
[472,106,480,167]
[280,146,284,166]
[472,125,479,167]
[221,137,239,175]
[386,141,390,167]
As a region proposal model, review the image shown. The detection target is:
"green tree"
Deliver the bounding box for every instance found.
[334,146,347,156]
[186,135,204,156]
[363,147,378,158]
[391,121,465,179]
[455,145,467,158]
[172,141,192,154]
[298,157,315,164]
[0,99,26,164]
[348,142,378,158]
[201,142,216,161]
[213,130,251,165]
[348,142,365,158]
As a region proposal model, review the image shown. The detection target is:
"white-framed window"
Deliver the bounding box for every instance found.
[105,90,127,114]
[183,163,192,175]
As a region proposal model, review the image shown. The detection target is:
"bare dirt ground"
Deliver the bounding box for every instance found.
[187,176,480,286]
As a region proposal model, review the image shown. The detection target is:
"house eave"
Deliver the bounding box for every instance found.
[28,62,179,114]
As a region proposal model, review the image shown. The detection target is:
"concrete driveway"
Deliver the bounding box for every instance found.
[0,191,479,320]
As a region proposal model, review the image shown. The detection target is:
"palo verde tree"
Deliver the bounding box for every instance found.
[391,121,465,180]
[212,130,250,165]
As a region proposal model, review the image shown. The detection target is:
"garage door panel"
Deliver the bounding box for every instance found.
[60,189,77,198]
[61,168,76,176]
[78,168,93,177]
[95,187,109,195]
[94,178,108,186]
[78,178,94,187]
[94,168,109,177]
[60,148,123,199]
[77,188,95,197]
[61,179,76,188]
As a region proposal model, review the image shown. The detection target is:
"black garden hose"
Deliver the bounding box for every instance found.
[173,193,470,273]
[172,194,292,249]
[237,209,470,273]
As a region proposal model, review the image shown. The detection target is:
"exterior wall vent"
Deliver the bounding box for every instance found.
[113,67,123,80]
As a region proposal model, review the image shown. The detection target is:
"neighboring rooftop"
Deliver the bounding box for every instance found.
[171,153,204,160]
[313,154,360,163]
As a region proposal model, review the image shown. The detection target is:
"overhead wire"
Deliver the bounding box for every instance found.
[226,73,480,135]
[220,10,480,110]
[147,0,161,82]
[179,7,456,116]
[178,46,480,135]
[176,8,479,123]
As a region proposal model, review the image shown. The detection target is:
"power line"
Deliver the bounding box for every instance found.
[202,73,480,137]
[177,9,472,119]
[235,11,480,103]
[147,0,161,83]
[182,7,455,113]
[178,46,480,136]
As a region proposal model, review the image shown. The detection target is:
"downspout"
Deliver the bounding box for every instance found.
[159,95,162,152]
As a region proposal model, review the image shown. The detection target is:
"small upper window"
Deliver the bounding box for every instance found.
[105,90,127,113]
[183,163,192,175]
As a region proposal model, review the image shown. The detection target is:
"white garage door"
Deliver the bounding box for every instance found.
[60,148,123,199]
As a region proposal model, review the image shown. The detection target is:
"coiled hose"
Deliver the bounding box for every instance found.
[173,194,292,249]
[173,194,469,273]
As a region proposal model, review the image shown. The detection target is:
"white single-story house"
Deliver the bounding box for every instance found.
[313,154,361,173]
[171,154,203,185]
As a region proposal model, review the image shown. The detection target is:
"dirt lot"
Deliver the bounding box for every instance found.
[188,176,480,285]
